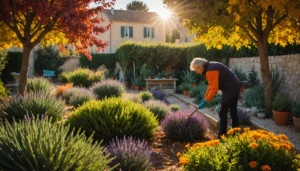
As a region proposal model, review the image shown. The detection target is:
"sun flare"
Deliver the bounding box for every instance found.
[158,8,171,20]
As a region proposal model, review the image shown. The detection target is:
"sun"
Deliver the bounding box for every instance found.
[158,8,171,20]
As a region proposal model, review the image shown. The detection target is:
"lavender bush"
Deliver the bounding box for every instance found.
[69,89,96,107]
[105,136,154,171]
[161,109,209,141]
[125,93,142,104]
[63,87,87,104]
[91,79,126,100]
[144,100,171,122]
[151,89,170,104]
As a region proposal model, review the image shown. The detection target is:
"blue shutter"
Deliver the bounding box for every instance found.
[129,27,133,38]
[121,26,124,38]
[151,28,155,39]
[144,27,147,38]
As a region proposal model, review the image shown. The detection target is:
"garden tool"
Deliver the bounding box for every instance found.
[185,107,200,119]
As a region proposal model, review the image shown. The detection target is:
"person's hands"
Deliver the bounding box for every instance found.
[199,100,207,109]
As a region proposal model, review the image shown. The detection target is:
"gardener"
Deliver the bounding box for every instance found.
[189,58,240,138]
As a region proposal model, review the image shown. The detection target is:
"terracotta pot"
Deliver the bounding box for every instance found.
[134,86,140,91]
[193,84,197,87]
[148,76,152,79]
[183,90,188,96]
[293,116,300,132]
[169,76,172,79]
[273,111,291,126]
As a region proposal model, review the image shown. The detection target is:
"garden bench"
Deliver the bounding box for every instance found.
[145,79,177,93]
[43,70,55,80]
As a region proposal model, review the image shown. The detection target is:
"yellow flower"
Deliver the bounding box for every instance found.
[193,143,203,148]
[209,140,220,146]
[280,143,292,150]
[270,142,280,150]
[261,165,272,171]
[179,157,189,165]
[248,161,257,168]
[244,127,250,132]
[251,133,261,139]
[176,152,181,157]
[249,143,258,149]
[227,129,234,135]
[166,161,171,165]
[278,134,288,140]
[221,135,226,140]
[185,143,190,148]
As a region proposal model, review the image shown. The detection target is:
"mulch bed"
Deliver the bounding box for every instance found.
[150,125,218,171]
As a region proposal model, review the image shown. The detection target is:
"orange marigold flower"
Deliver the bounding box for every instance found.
[221,135,226,140]
[251,133,261,139]
[278,134,288,140]
[227,129,234,135]
[210,140,220,146]
[261,165,271,171]
[280,143,292,150]
[176,152,181,157]
[272,137,279,141]
[179,157,189,165]
[244,127,250,132]
[249,143,258,149]
[270,142,280,150]
[248,161,257,168]
[185,143,190,148]
[233,127,241,132]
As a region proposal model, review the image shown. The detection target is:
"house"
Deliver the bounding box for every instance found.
[89,9,166,53]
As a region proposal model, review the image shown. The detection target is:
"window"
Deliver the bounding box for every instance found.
[121,26,133,38]
[144,27,154,39]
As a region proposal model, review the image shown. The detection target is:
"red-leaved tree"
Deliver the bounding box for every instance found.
[0,0,115,95]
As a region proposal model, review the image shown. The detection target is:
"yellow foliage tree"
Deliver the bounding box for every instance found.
[163,0,300,116]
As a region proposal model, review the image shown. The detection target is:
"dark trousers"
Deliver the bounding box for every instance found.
[218,94,239,137]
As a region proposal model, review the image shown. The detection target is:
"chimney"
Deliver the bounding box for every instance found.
[111,8,114,15]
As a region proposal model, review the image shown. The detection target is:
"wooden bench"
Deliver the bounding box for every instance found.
[145,79,178,93]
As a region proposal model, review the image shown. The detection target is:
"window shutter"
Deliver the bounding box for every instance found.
[144,27,147,38]
[121,26,124,38]
[129,27,133,38]
[151,28,155,39]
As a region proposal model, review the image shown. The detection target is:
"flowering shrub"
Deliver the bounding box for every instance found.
[26,77,55,94]
[63,87,86,103]
[91,79,126,100]
[69,89,96,107]
[139,91,153,102]
[124,93,142,103]
[0,118,113,170]
[144,100,171,122]
[169,104,180,112]
[179,128,300,170]
[67,98,158,141]
[105,136,154,171]
[151,89,169,104]
[161,109,209,141]
[55,83,73,97]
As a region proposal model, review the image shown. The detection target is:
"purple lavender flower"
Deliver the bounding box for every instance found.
[161,109,209,141]
[151,89,170,104]
[105,136,154,171]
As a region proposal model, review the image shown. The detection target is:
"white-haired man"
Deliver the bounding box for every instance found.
[190,58,240,138]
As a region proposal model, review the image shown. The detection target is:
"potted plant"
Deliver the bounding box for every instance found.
[147,69,154,79]
[179,83,192,96]
[166,72,174,79]
[133,77,141,91]
[272,93,292,126]
[292,102,300,131]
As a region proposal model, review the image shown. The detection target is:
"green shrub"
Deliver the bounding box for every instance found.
[0,51,7,75]
[242,84,265,109]
[67,98,158,141]
[62,68,104,87]
[247,65,260,88]
[69,89,96,108]
[0,81,9,101]
[80,53,116,70]
[271,67,282,96]
[180,128,299,170]
[0,118,114,170]
[91,79,126,100]
[190,83,207,98]
[181,70,197,84]
[1,92,66,122]
[273,93,292,112]
[58,71,69,83]
[232,67,248,82]
[144,100,171,122]
[206,94,222,108]
[292,102,300,118]
[63,87,85,104]
[26,77,55,94]
[139,91,153,102]
[169,104,180,112]
[0,51,22,83]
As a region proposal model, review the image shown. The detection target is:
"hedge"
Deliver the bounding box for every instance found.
[80,53,116,70]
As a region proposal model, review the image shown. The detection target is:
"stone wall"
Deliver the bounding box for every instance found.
[229,54,300,101]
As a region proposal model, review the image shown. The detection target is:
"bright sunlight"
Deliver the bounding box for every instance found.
[158,8,171,20]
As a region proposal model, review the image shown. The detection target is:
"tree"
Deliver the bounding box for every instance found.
[126,1,149,12]
[163,0,300,117]
[0,0,115,95]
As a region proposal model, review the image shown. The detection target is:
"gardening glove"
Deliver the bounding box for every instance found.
[199,100,207,109]
[200,98,205,104]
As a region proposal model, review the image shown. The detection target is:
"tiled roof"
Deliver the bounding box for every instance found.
[103,9,160,23]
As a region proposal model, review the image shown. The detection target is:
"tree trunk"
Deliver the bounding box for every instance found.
[257,42,273,117]
[18,45,32,95]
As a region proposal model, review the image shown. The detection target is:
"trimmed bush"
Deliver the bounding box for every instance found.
[161,109,209,141]
[80,53,116,70]
[0,118,114,170]
[105,136,154,171]
[91,79,126,100]
[69,89,96,107]
[60,68,104,87]
[139,91,153,102]
[63,87,86,103]
[26,77,55,94]
[1,92,66,122]
[169,104,180,112]
[0,81,9,101]
[67,98,158,141]
[179,128,300,170]
[151,89,170,104]
[144,100,171,122]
